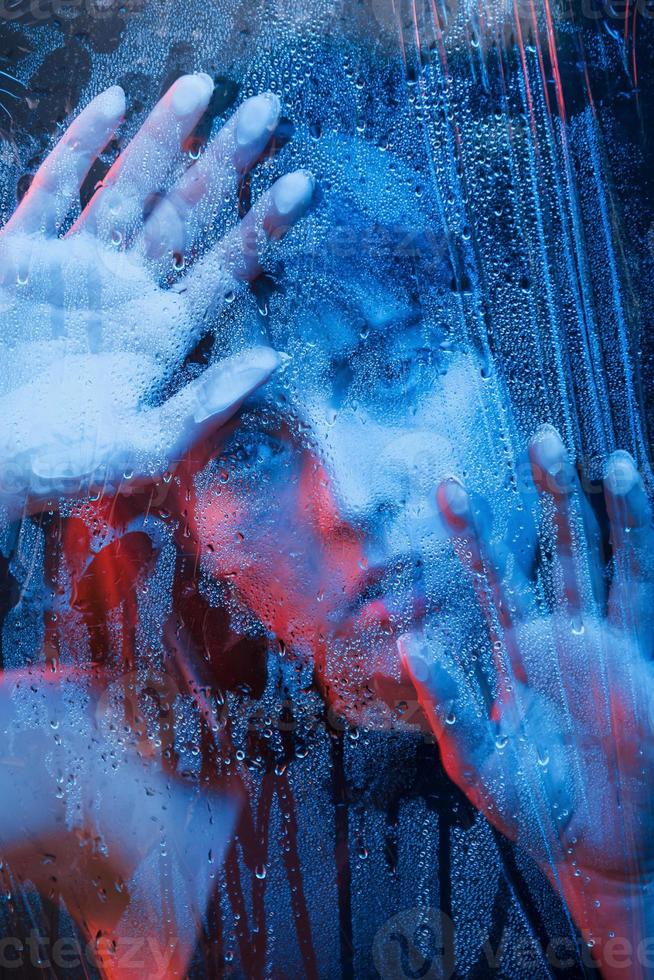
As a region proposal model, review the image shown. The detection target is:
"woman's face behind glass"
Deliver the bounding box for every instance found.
[188,135,503,724]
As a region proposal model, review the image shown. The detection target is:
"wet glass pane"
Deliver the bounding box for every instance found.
[0,0,652,977]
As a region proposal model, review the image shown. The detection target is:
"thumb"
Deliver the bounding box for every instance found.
[133,345,286,465]
[399,630,491,786]
[400,630,522,839]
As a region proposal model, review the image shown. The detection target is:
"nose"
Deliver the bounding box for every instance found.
[320,417,455,552]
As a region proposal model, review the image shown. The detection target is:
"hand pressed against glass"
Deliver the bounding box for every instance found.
[402,428,654,979]
[0,74,313,513]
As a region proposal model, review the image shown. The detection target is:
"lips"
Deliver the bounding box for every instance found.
[332,558,432,653]
[338,552,425,620]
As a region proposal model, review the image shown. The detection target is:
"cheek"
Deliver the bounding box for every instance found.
[192,488,249,556]
[192,485,285,574]
[191,483,328,639]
